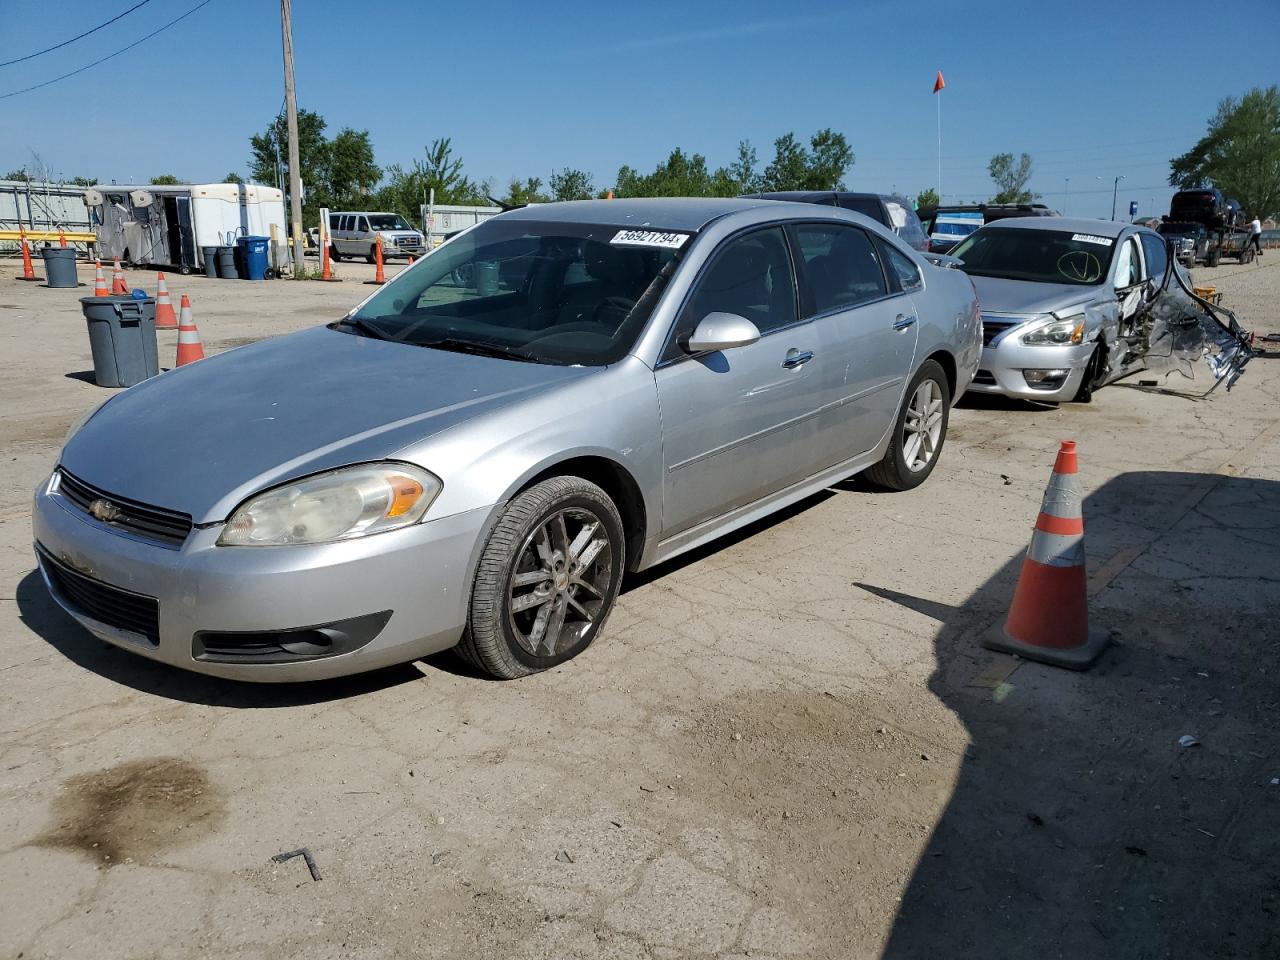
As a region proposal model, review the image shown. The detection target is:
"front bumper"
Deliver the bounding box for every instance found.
[966,333,1095,403]
[32,476,493,681]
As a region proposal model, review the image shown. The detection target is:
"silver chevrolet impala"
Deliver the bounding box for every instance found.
[34,198,980,681]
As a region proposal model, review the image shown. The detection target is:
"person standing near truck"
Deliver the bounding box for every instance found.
[1246,216,1263,256]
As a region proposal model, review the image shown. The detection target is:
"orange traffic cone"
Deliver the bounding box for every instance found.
[369,235,386,285]
[93,259,109,296]
[59,229,67,248]
[983,440,1110,669]
[111,258,127,294]
[154,273,178,329]
[174,295,205,366]
[18,228,41,281]
[606,190,614,200]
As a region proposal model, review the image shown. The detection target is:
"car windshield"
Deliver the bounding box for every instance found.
[368,214,412,231]
[950,228,1118,286]
[339,218,689,365]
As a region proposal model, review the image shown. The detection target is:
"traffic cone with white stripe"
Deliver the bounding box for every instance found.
[174,295,205,366]
[983,440,1110,669]
[18,228,41,281]
[93,259,109,296]
[154,273,178,329]
[111,258,127,294]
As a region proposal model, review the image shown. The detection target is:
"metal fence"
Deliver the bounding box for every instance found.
[0,180,92,251]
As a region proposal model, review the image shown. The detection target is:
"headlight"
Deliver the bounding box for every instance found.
[1022,314,1086,346]
[218,463,441,546]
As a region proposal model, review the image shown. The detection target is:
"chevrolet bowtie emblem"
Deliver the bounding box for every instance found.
[89,498,122,523]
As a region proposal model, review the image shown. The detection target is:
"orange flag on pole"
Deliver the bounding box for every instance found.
[933,70,945,93]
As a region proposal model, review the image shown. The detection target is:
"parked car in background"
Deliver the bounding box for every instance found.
[329,211,426,262]
[746,191,931,252]
[35,198,980,682]
[950,217,1251,403]
[918,203,1057,253]
[1169,188,1228,228]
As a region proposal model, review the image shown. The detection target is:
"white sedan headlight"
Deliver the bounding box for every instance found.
[219,463,441,546]
[1021,314,1085,346]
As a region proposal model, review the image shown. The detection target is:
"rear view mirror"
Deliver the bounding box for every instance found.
[687,312,761,354]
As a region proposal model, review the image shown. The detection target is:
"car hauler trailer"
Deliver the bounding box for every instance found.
[87,183,286,274]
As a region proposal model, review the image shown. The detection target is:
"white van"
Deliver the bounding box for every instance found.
[329,211,425,262]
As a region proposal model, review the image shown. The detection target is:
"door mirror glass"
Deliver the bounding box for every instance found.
[687,312,761,354]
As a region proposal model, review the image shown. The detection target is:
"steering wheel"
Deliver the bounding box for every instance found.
[1057,250,1102,283]
[592,296,637,326]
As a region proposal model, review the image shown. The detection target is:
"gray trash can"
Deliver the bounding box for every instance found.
[201,245,219,278]
[80,295,159,388]
[41,247,79,288]
[216,246,239,279]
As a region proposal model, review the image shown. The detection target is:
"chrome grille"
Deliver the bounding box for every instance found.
[981,316,1018,346]
[56,469,192,548]
[37,544,160,644]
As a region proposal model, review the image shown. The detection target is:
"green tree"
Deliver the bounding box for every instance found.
[224,172,244,184]
[3,169,31,181]
[760,130,854,191]
[374,138,488,221]
[916,187,940,209]
[70,176,98,186]
[549,168,595,201]
[612,148,738,198]
[150,174,185,185]
[988,152,1036,203]
[249,108,332,222]
[327,128,381,205]
[1169,86,1280,219]
[729,140,759,193]
[503,177,549,206]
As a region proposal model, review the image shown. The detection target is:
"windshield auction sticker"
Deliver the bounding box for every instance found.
[611,229,690,249]
[1071,233,1114,246]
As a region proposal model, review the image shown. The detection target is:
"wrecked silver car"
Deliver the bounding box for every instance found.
[953,217,1251,402]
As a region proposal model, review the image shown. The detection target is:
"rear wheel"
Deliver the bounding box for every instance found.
[457,477,625,679]
[330,244,344,262]
[1206,248,1221,268]
[865,360,950,491]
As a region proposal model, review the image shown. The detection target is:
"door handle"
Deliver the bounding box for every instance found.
[781,349,814,369]
[893,315,917,331]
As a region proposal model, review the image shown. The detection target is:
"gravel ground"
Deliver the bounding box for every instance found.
[0,254,1277,960]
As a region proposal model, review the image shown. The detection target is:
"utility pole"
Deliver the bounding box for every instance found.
[280,0,304,277]
[1110,175,1125,221]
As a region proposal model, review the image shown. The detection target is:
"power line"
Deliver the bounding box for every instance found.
[0,0,155,68]
[0,0,217,100]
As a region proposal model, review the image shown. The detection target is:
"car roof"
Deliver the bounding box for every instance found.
[500,197,779,231]
[980,216,1130,238]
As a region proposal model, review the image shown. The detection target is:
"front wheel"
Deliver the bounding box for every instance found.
[865,360,951,491]
[330,244,344,262]
[457,477,625,679]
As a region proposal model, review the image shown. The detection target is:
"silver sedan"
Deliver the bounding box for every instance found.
[34,198,980,681]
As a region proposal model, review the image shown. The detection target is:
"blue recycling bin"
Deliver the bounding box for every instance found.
[237,235,270,281]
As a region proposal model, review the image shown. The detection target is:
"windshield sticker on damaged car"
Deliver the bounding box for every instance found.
[611,229,690,249]
[1071,233,1114,247]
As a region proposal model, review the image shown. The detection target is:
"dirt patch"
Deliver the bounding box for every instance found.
[678,688,957,956]
[212,336,269,351]
[35,757,223,865]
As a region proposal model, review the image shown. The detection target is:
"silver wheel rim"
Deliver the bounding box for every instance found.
[507,507,613,658]
[902,379,944,473]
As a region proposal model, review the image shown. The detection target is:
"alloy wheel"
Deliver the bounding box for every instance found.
[902,379,944,472]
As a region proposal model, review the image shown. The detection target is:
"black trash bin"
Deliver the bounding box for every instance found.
[80,295,159,388]
[201,245,219,278]
[216,245,239,279]
[41,247,79,288]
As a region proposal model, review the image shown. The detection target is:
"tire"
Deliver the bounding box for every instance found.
[1072,344,1103,403]
[865,360,951,492]
[330,244,344,262]
[1206,248,1220,268]
[457,477,625,679]
[366,246,376,265]
[178,264,192,275]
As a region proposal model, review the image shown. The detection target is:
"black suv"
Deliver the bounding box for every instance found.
[1169,188,1229,228]
[746,191,930,251]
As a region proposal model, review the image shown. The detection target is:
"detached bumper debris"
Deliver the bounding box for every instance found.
[272,847,323,881]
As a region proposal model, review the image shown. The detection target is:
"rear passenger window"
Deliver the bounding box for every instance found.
[794,224,888,316]
[881,242,922,291]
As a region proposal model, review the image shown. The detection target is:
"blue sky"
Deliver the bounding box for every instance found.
[2,0,1277,219]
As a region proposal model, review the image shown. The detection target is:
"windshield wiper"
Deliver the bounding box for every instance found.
[420,337,541,363]
[336,316,395,341]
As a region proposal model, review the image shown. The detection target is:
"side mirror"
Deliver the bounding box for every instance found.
[686,312,761,354]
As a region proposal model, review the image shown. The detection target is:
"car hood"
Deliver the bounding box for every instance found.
[60,326,591,523]
[970,275,1100,317]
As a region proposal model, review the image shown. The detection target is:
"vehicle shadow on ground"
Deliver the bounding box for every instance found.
[954,393,1057,413]
[13,569,424,707]
[873,471,1280,960]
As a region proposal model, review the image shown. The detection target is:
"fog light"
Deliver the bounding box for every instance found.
[1023,368,1070,389]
